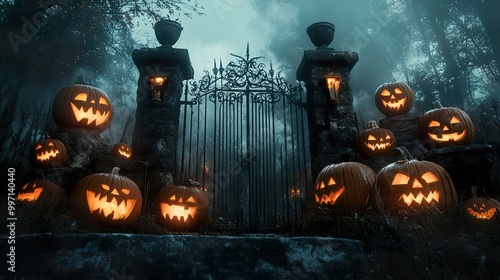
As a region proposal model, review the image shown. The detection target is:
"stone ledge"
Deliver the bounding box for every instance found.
[2,233,365,280]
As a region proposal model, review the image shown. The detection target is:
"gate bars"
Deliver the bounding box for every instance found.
[178,45,312,229]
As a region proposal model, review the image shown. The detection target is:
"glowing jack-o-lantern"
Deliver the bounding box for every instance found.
[52,83,112,131]
[154,184,209,231]
[314,162,376,214]
[356,120,396,157]
[69,167,142,226]
[463,186,500,222]
[374,82,414,116]
[29,138,67,169]
[375,147,457,213]
[112,143,132,159]
[418,101,474,148]
[17,179,67,212]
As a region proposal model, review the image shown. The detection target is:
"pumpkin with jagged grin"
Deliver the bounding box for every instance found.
[52,83,112,131]
[374,82,414,116]
[314,162,376,214]
[154,184,209,231]
[375,147,457,213]
[17,179,67,212]
[29,138,67,169]
[69,167,142,226]
[112,142,132,159]
[356,120,396,157]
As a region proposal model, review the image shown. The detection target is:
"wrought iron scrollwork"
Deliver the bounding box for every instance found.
[187,45,300,105]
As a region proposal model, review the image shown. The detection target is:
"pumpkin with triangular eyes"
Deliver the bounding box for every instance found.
[314,162,376,214]
[69,167,142,226]
[375,147,457,213]
[356,120,396,157]
[17,179,67,212]
[374,82,414,116]
[154,184,209,231]
[29,138,67,169]
[52,83,112,131]
[112,142,132,159]
[418,101,474,148]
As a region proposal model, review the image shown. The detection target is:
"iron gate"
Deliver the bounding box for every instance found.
[178,45,312,229]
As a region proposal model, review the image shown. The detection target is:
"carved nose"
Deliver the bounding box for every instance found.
[412,178,423,189]
[390,95,395,99]
[443,125,449,131]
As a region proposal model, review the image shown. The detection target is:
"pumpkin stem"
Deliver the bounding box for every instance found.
[432,101,444,109]
[366,120,379,129]
[111,167,120,175]
[395,146,415,161]
[471,186,478,198]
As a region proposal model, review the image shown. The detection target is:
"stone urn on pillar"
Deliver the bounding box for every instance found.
[297,22,359,179]
[131,19,194,189]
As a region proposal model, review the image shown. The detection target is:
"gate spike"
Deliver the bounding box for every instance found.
[246,42,250,59]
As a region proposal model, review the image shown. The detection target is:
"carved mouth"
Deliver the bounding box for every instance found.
[364,142,392,151]
[37,150,60,161]
[382,98,406,111]
[315,186,345,205]
[467,207,497,220]
[428,131,466,142]
[18,188,43,202]
[86,190,136,220]
[118,150,131,158]
[399,190,439,206]
[160,203,198,222]
[71,102,110,126]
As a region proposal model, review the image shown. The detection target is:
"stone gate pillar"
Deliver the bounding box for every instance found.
[296,22,359,179]
[132,20,194,184]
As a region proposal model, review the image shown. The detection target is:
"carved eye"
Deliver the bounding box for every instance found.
[101,184,110,191]
[385,135,392,140]
[22,183,29,189]
[394,88,403,94]
[328,177,336,186]
[48,142,54,147]
[421,172,439,183]
[428,120,440,127]
[99,97,109,106]
[392,173,410,185]
[186,197,196,203]
[368,135,377,141]
[74,93,88,101]
[319,182,326,189]
[35,144,43,150]
[450,116,461,124]
[380,89,391,97]
[169,195,176,201]
[121,188,131,195]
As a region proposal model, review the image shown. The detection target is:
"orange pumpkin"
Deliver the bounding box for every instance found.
[17,179,67,212]
[375,147,457,213]
[112,142,132,159]
[374,82,414,116]
[463,186,500,222]
[52,83,112,131]
[69,167,142,226]
[154,184,209,231]
[314,162,376,214]
[29,138,67,169]
[356,120,396,157]
[418,101,474,148]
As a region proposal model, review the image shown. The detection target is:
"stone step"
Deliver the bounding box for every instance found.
[3,233,366,279]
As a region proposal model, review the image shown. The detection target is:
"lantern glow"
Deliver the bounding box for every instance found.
[149,76,167,101]
[325,75,341,104]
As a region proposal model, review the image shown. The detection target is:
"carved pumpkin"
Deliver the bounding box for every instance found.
[69,167,142,226]
[52,83,112,131]
[375,147,457,213]
[17,179,67,212]
[356,120,396,157]
[374,82,414,116]
[418,101,474,148]
[463,186,500,222]
[154,184,209,231]
[314,162,376,214]
[29,138,67,169]
[112,142,132,159]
